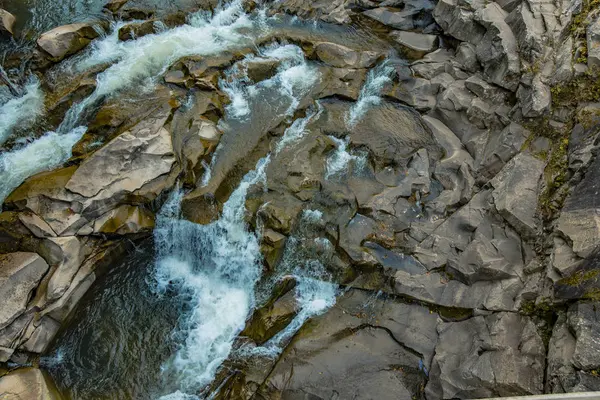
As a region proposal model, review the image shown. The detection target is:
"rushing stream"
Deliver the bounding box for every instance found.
[1,0,397,398]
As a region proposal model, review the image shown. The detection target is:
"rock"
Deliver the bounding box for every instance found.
[389,78,438,111]
[240,279,298,344]
[20,316,61,353]
[588,16,600,69]
[39,237,84,301]
[455,42,479,72]
[37,22,103,61]
[259,289,436,399]
[475,3,521,91]
[315,66,367,100]
[314,42,380,69]
[104,0,129,12]
[164,69,187,86]
[270,0,352,24]
[65,106,176,215]
[18,212,57,238]
[118,20,157,41]
[465,75,508,103]
[0,8,16,37]
[491,153,544,238]
[557,155,600,258]
[426,313,545,398]
[0,253,49,330]
[505,1,546,61]
[92,205,155,235]
[390,31,438,57]
[478,122,529,180]
[362,2,435,31]
[0,368,63,399]
[568,302,600,371]
[517,76,551,117]
[546,312,578,393]
[433,0,486,43]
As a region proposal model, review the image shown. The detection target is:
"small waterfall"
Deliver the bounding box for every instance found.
[275,101,323,153]
[346,60,396,127]
[325,135,367,179]
[154,157,270,399]
[0,76,45,145]
[0,127,86,204]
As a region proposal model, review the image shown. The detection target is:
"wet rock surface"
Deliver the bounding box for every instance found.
[1,0,600,398]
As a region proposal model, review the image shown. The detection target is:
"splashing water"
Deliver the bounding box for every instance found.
[325,135,361,179]
[154,156,270,398]
[0,77,45,145]
[0,127,86,204]
[346,60,396,127]
[275,101,323,153]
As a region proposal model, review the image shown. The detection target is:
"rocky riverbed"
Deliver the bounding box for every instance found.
[1,0,600,398]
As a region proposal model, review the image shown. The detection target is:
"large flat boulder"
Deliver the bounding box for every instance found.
[314,42,380,69]
[0,253,49,330]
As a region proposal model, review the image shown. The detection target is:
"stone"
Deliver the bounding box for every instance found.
[270,0,352,24]
[20,316,61,353]
[37,22,103,61]
[557,156,600,258]
[426,313,545,398]
[389,78,438,111]
[118,20,157,41]
[546,313,578,393]
[0,368,63,399]
[164,69,187,85]
[475,3,521,91]
[433,0,486,43]
[363,2,435,30]
[0,8,16,36]
[104,0,129,12]
[259,289,436,399]
[92,204,155,235]
[314,42,380,69]
[517,76,551,117]
[0,253,49,330]
[491,152,544,238]
[65,107,176,215]
[465,74,508,103]
[568,302,600,371]
[390,31,438,57]
[18,212,57,238]
[505,1,546,61]
[455,42,479,72]
[39,237,84,301]
[588,16,600,69]
[315,66,367,100]
[478,122,529,180]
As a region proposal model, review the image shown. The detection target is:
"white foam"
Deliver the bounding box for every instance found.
[0,127,86,205]
[0,77,45,145]
[154,157,270,398]
[346,61,395,127]
[325,135,358,179]
[275,102,323,153]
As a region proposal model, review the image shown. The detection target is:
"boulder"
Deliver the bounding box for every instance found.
[0,368,63,399]
[588,16,600,69]
[104,0,129,13]
[478,122,529,180]
[517,76,551,117]
[65,106,176,216]
[39,237,84,301]
[433,0,486,43]
[259,289,437,399]
[0,253,49,330]
[474,3,521,91]
[269,0,352,24]
[18,212,57,238]
[491,153,544,238]
[568,302,600,371]
[314,42,380,69]
[20,316,61,353]
[363,2,435,31]
[118,20,157,41]
[426,313,545,398]
[0,8,16,36]
[390,31,438,57]
[37,22,103,61]
[92,204,155,235]
[557,155,600,258]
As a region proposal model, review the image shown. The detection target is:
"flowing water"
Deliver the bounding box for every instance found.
[0,0,399,398]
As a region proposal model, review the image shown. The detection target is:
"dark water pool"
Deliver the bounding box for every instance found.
[43,240,181,400]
